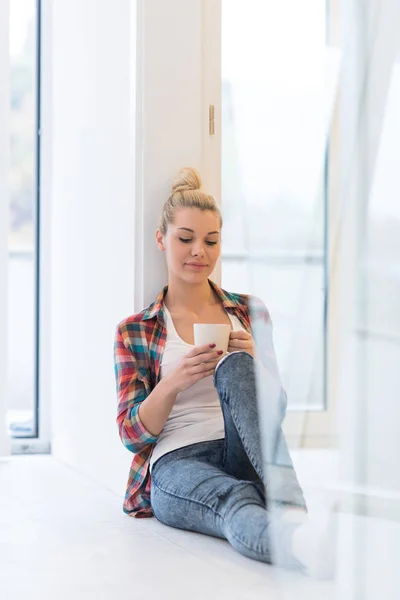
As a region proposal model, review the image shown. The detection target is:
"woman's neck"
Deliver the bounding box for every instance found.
[165,277,217,314]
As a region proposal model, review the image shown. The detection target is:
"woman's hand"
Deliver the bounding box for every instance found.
[164,344,223,395]
[228,330,255,357]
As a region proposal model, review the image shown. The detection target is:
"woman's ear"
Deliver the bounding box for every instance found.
[156,229,165,251]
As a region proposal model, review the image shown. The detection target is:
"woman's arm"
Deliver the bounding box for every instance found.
[114,324,170,452]
[115,325,220,445]
[139,343,222,435]
[137,378,178,437]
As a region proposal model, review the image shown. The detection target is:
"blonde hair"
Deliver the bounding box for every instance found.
[159,167,222,235]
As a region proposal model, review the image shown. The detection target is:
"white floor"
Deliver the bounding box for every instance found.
[1,455,399,600]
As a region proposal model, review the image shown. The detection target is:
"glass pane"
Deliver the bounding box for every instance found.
[221,0,336,410]
[221,0,340,255]
[8,0,38,437]
[222,259,325,409]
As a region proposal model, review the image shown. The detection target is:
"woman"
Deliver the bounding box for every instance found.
[114,168,333,577]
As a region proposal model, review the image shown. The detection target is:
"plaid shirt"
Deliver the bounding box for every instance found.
[114,279,272,518]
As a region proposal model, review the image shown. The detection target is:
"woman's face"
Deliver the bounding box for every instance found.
[156,208,221,284]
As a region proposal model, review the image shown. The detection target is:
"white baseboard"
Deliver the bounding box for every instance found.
[286,435,337,449]
[12,439,51,454]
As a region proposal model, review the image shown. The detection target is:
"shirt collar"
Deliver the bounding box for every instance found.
[142,279,238,321]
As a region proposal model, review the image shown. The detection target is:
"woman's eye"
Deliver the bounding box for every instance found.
[178,238,217,246]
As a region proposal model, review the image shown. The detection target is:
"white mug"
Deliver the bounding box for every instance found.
[193,323,231,355]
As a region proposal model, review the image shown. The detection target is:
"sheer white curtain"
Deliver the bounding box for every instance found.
[0,0,11,458]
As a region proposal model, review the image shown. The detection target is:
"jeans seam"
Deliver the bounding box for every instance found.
[228,401,262,478]
[152,479,271,558]
[270,390,286,463]
[228,403,305,508]
[216,353,259,474]
[217,359,301,485]
[220,391,228,468]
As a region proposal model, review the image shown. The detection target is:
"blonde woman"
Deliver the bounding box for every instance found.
[114,168,333,577]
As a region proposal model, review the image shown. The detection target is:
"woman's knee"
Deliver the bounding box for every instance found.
[213,351,255,391]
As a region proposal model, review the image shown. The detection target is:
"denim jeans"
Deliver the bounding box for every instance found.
[151,352,306,567]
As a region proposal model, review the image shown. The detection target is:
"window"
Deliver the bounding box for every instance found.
[367,59,400,341]
[8,0,40,438]
[221,0,339,410]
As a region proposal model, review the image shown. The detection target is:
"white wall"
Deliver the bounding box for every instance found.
[50,0,214,494]
[50,0,136,491]
[0,0,11,458]
[135,0,219,309]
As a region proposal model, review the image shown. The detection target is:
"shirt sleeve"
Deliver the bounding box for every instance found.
[114,324,159,453]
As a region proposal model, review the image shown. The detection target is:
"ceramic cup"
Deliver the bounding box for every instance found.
[193,323,231,355]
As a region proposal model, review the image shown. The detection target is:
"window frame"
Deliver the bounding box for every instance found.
[205,0,337,446]
[11,0,51,454]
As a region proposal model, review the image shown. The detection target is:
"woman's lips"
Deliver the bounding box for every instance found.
[185,263,208,269]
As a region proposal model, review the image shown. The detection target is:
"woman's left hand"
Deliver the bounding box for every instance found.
[228,330,255,357]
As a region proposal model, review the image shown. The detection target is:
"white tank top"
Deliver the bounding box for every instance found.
[149,304,247,470]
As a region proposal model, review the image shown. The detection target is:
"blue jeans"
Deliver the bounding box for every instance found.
[151,352,306,567]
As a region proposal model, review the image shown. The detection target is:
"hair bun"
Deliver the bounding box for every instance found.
[172,167,202,194]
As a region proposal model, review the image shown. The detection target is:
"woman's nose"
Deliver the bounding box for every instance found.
[191,244,205,257]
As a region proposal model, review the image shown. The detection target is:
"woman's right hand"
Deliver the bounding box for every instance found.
[164,344,223,395]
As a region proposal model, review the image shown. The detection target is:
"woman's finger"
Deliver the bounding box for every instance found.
[186,344,217,358]
[190,358,220,375]
[188,350,221,367]
[229,330,252,340]
[228,339,253,349]
[201,365,218,378]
